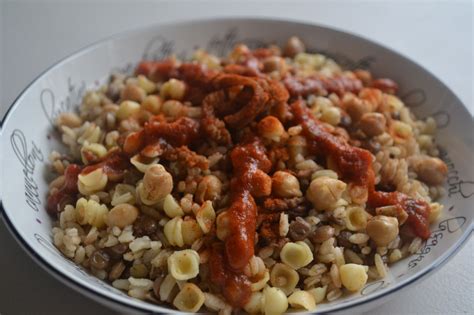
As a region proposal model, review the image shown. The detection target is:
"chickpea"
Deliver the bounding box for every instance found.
[121,83,146,103]
[137,74,157,94]
[263,56,286,73]
[344,95,370,122]
[106,203,139,228]
[310,225,335,244]
[321,107,341,126]
[359,88,383,108]
[161,100,186,117]
[306,176,347,211]
[258,116,285,142]
[117,100,141,121]
[229,44,250,61]
[141,164,173,204]
[414,157,448,185]
[339,264,368,292]
[353,69,372,86]
[195,175,222,204]
[141,95,162,114]
[160,79,186,101]
[359,112,386,137]
[284,36,306,57]
[366,215,399,247]
[272,171,302,198]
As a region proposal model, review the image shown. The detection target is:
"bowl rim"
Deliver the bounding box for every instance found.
[1,16,473,314]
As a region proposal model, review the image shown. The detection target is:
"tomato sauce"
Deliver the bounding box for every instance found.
[46,164,81,216]
[123,117,200,156]
[292,100,372,185]
[208,244,252,307]
[283,75,363,97]
[292,100,431,239]
[369,187,431,239]
[208,138,271,307]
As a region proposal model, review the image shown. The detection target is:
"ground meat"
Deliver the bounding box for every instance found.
[262,196,305,212]
[257,212,281,246]
[201,90,233,145]
[163,146,209,170]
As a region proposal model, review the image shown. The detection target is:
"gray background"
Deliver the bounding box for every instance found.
[1,0,473,314]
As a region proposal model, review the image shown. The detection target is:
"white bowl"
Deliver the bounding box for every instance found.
[0,18,472,314]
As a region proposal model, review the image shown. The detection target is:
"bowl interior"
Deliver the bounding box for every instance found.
[1,18,473,314]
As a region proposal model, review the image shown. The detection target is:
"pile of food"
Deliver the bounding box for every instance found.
[47,36,447,314]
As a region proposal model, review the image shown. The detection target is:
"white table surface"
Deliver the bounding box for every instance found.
[1,1,472,314]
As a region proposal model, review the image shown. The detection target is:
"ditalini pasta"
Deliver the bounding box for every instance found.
[287,290,317,311]
[280,242,313,270]
[163,194,185,218]
[173,283,206,312]
[270,263,300,295]
[164,217,184,247]
[77,168,108,195]
[167,249,200,280]
[110,184,136,206]
[339,264,369,292]
[195,201,216,234]
[130,154,159,173]
[263,286,288,315]
[345,206,369,231]
[75,197,108,228]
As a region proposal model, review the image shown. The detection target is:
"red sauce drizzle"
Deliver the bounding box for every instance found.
[208,244,253,307]
[283,75,363,97]
[368,188,431,239]
[46,164,81,216]
[208,138,271,307]
[292,100,431,239]
[123,116,200,156]
[292,100,372,185]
